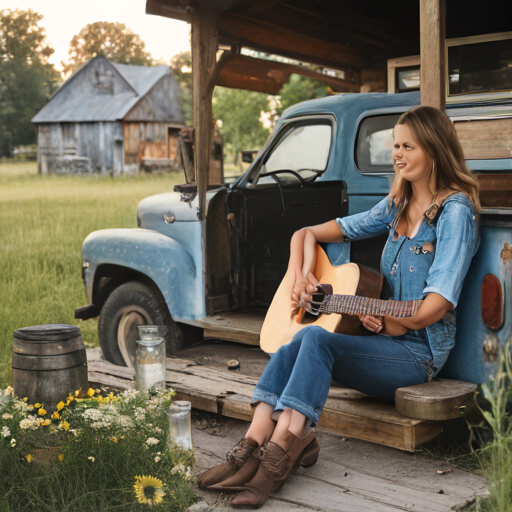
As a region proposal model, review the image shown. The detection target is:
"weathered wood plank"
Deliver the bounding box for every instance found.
[456,118,512,160]
[193,425,486,512]
[218,12,368,71]
[196,311,264,346]
[191,8,218,215]
[420,0,446,109]
[86,350,444,452]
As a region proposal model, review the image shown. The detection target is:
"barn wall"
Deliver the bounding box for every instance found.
[37,121,117,174]
[123,121,181,174]
[123,75,184,122]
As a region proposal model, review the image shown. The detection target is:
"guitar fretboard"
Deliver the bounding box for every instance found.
[318,294,421,318]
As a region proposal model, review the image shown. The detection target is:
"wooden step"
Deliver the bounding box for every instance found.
[396,378,478,421]
[86,347,443,452]
[192,310,265,346]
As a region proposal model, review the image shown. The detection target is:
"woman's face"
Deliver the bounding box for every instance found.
[393,124,431,184]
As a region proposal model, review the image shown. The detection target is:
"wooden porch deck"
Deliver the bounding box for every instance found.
[86,344,488,510]
[89,342,441,452]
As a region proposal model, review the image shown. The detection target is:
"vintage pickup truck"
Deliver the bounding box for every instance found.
[75,89,511,390]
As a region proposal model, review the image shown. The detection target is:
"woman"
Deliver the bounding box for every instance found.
[197,106,481,509]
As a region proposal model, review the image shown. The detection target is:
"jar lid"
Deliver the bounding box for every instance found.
[136,338,164,347]
[13,324,81,342]
[169,400,191,410]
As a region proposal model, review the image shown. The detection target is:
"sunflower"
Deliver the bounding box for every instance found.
[134,475,166,506]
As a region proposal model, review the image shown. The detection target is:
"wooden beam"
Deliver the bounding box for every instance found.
[191,9,219,219]
[281,0,398,48]
[212,53,360,95]
[420,0,446,109]
[217,12,368,71]
[231,4,391,64]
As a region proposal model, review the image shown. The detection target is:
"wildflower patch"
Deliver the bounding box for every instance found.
[0,386,196,511]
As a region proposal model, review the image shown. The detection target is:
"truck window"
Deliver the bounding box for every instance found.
[256,123,332,184]
[355,114,401,174]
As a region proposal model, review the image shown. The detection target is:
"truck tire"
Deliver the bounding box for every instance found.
[98,281,181,367]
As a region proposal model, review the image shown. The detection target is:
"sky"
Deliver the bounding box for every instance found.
[0,0,191,70]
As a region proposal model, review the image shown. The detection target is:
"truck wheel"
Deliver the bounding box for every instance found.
[98,281,180,367]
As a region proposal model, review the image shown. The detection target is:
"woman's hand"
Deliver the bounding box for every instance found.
[360,315,383,333]
[291,280,310,303]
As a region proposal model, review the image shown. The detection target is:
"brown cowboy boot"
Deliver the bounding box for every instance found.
[197,437,259,489]
[230,430,319,509]
[208,453,260,492]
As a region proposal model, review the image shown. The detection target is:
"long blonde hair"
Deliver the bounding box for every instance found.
[390,106,481,211]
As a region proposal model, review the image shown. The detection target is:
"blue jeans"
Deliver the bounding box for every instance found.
[252,325,433,425]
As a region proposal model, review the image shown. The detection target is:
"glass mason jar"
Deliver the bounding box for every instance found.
[134,325,166,392]
[167,401,192,450]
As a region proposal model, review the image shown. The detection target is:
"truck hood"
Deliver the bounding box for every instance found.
[137,189,222,225]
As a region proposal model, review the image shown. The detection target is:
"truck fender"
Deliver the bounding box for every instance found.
[82,228,202,320]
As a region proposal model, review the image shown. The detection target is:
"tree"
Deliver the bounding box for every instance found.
[63,22,152,75]
[277,74,328,116]
[170,51,193,126]
[0,9,60,157]
[212,87,270,164]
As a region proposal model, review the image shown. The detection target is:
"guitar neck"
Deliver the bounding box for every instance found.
[319,294,422,318]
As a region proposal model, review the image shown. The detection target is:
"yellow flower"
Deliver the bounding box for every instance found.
[22,397,28,402]
[133,475,165,505]
[95,396,104,404]
[56,401,65,411]
[26,454,33,463]
[52,412,60,420]
[43,419,51,426]
[58,454,64,461]
[95,389,101,395]
[34,403,41,408]
[60,421,70,431]
[38,408,47,416]
[75,389,81,397]
[110,436,118,443]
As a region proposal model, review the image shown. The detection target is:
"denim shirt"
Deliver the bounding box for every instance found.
[337,192,479,375]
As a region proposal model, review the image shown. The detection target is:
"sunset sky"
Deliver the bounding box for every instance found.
[0,0,191,70]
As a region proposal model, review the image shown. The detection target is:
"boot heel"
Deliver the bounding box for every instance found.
[300,441,320,468]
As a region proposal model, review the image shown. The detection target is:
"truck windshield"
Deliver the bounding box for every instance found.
[255,123,332,184]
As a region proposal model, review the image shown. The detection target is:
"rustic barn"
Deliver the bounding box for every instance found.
[32,57,185,175]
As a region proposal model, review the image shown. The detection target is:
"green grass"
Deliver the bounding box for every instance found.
[0,162,184,388]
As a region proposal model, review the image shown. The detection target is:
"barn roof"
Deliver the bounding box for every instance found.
[32,57,175,123]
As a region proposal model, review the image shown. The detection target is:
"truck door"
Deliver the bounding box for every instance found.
[229,117,348,310]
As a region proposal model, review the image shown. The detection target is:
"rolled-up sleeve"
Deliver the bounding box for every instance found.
[422,201,478,307]
[337,197,394,240]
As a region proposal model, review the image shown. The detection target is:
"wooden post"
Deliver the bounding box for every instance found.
[420,0,446,110]
[191,9,218,221]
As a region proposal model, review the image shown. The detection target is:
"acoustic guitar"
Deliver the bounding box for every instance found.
[260,245,422,355]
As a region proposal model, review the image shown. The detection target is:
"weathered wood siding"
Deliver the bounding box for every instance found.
[123,122,183,173]
[37,122,119,175]
[124,75,183,122]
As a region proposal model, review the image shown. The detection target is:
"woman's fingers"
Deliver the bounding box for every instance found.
[361,315,383,332]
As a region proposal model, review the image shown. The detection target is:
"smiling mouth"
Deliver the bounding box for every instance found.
[396,162,407,168]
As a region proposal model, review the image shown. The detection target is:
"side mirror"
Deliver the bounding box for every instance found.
[241,150,257,164]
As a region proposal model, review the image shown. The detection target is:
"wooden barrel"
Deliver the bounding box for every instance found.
[12,324,88,410]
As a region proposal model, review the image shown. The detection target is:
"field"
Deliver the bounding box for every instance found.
[0,162,184,388]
